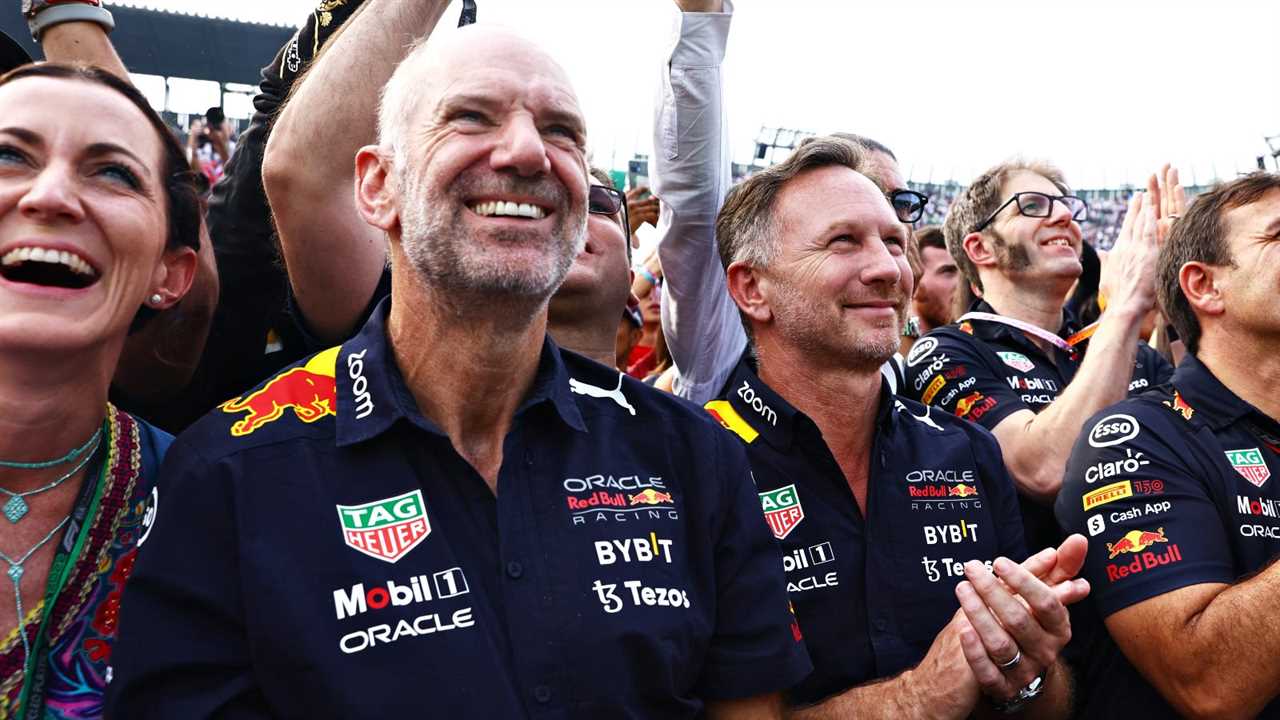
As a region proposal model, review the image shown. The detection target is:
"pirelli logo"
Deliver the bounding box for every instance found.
[1082,481,1133,511]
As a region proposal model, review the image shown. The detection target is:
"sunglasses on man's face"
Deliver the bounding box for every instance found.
[589,185,629,231]
[888,189,929,224]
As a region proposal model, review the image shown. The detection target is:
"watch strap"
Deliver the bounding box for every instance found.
[25,1,114,42]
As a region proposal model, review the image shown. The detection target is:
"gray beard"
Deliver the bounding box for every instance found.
[397,169,586,300]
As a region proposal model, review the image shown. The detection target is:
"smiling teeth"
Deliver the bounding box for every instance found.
[470,201,547,219]
[0,247,96,276]
[1045,239,1070,246]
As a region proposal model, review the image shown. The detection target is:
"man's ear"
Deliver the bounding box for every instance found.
[961,231,996,270]
[1179,261,1225,319]
[726,261,772,327]
[147,245,198,309]
[355,145,399,233]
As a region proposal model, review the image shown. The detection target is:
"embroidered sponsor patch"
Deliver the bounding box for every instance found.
[336,489,431,563]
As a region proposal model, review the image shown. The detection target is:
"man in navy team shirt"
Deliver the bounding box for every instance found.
[1057,172,1280,718]
[702,135,1089,717]
[105,24,808,719]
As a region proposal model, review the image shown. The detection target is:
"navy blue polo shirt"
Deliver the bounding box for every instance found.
[1056,356,1280,718]
[105,299,810,719]
[902,300,1174,551]
[705,359,1026,706]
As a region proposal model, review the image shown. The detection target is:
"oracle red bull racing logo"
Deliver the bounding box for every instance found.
[337,489,431,563]
[221,347,339,436]
[565,474,679,525]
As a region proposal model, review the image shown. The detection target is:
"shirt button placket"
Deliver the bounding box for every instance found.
[534,684,552,704]
[506,560,524,579]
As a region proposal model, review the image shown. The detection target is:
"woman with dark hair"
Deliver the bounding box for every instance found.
[0,62,200,718]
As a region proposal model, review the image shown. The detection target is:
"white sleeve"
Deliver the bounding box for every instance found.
[652,0,744,405]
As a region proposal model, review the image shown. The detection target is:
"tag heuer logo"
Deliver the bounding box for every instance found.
[997,352,1034,372]
[759,484,804,540]
[337,490,431,563]
[1226,448,1271,488]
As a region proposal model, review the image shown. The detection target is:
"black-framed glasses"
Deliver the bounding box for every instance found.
[888,189,929,224]
[589,185,629,232]
[973,192,1088,232]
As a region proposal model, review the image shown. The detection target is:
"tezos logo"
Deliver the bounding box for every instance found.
[906,337,938,367]
[1088,414,1140,448]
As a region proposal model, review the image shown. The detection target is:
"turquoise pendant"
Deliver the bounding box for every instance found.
[2,495,27,523]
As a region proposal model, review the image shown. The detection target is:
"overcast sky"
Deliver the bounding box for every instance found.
[110,0,1280,188]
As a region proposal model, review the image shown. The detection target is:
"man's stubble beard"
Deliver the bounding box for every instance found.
[770,279,903,372]
[397,167,587,300]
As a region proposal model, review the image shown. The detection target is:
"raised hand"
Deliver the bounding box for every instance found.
[626,186,661,237]
[1148,164,1187,243]
[1099,189,1160,319]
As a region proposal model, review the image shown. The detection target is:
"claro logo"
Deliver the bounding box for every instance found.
[1088,414,1140,448]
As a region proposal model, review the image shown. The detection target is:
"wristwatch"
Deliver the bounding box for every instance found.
[989,671,1047,714]
[23,0,114,42]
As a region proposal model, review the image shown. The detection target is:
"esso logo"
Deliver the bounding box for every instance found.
[906,337,938,367]
[1088,414,1140,448]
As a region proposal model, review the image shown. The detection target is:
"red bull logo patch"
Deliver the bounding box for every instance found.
[1105,527,1182,582]
[1106,527,1168,559]
[629,489,675,506]
[1163,392,1195,421]
[221,347,340,437]
[948,484,978,498]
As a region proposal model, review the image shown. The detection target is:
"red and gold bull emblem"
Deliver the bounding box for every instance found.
[221,347,340,437]
[629,488,675,506]
[948,484,978,498]
[1164,392,1195,421]
[1106,527,1168,559]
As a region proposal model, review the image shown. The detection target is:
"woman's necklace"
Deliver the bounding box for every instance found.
[0,430,101,523]
[0,515,71,669]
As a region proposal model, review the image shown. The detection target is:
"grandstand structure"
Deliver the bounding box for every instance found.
[0,4,294,131]
[625,125,1222,251]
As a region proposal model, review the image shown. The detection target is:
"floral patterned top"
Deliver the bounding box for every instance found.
[0,406,171,719]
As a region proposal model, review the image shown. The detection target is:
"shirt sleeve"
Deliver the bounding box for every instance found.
[694,425,812,699]
[902,331,1029,431]
[652,2,745,405]
[105,441,271,719]
[1054,405,1234,617]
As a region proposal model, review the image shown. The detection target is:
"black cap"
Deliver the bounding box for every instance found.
[0,30,32,75]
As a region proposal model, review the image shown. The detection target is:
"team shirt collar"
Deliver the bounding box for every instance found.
[1171,354,1277,433]
[722,358,897,451]
[963,298,1082,343]
[335,297,586,447]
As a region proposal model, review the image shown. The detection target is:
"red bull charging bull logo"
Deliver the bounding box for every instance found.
[629,488,675,506]
[1105,527,1182,582]
[221,347,340,437]
[1106,527,1168,559]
